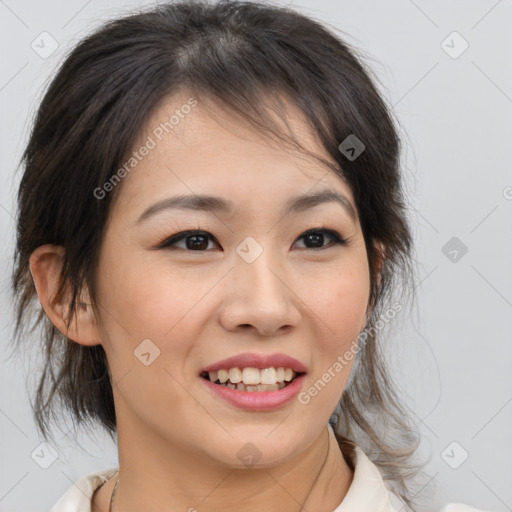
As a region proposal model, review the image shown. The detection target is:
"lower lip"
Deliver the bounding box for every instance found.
[200,374,306,412]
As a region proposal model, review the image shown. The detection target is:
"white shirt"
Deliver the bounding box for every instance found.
[49,440,489,512]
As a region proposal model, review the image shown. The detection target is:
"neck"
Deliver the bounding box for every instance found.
[99,417,353,512]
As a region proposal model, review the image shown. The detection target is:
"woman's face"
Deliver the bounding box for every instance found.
[94,91,372,467]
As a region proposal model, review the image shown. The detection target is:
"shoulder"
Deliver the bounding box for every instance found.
[329,430,491,512]
[49,468,118,512]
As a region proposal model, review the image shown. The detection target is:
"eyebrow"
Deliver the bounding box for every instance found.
[135,188,358,225]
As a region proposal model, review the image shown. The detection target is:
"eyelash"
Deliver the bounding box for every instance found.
[157,228,349,252]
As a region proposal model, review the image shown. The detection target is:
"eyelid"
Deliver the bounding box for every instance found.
[296,228,348,248]
[157,230,219,250]
[157,228,349,251]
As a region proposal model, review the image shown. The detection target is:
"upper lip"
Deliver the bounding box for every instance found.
[201,353,308,374]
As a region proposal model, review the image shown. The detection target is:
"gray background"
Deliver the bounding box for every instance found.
[1,1,511,511]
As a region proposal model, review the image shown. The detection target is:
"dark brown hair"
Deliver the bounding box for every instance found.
[10,0,422,507]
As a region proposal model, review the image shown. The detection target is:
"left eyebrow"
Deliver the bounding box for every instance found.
[285,189,357,222]
[135,188,357,225]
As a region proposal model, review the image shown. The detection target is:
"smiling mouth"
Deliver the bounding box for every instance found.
[200,368,305,392]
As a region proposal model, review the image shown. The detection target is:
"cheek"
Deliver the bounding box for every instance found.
[97,243,208,337]
[300,259,370,348]
[95,251,206,420]
[297,257,369,408]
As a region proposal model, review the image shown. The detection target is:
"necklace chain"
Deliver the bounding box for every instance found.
[299,427,331,509]
[109,428,330,512]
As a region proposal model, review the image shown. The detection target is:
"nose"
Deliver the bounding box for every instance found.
[218,246,301,337]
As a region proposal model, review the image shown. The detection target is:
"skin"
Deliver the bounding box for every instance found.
[30,91,381,512]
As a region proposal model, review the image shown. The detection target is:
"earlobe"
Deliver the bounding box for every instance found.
[29,244,101,346]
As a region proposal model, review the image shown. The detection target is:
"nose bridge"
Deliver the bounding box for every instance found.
[234,235,286,301]
[219,235,300,334]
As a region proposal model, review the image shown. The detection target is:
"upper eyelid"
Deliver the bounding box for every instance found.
[159,228,343,249]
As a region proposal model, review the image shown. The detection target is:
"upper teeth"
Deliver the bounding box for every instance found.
[208,367,296,385]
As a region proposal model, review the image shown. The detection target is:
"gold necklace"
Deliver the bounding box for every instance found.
[109,428,330,511]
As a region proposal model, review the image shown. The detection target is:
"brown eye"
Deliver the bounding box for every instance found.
[158,228,348,252]
[159,231,220,251]
[294,228,347,250]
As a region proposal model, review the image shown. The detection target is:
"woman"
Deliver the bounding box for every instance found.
[11,1,486,511]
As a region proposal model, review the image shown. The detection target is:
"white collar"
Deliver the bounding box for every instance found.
[329,432,401,511]
[50,466,117,512]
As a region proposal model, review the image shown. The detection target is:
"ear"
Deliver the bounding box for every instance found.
[29,244,102,346]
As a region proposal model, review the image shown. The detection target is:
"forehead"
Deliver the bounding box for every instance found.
[111,91,354,221]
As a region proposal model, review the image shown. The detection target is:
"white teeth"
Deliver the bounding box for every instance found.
[236,382,282,392]
[260,367,277,385]
[206,366,297,384]
[218,369,229,383]
[214,381,287,392]
[204,366,300,391]
[209,379,289,391]
[228,367,243,383]
[242,367,261,385]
